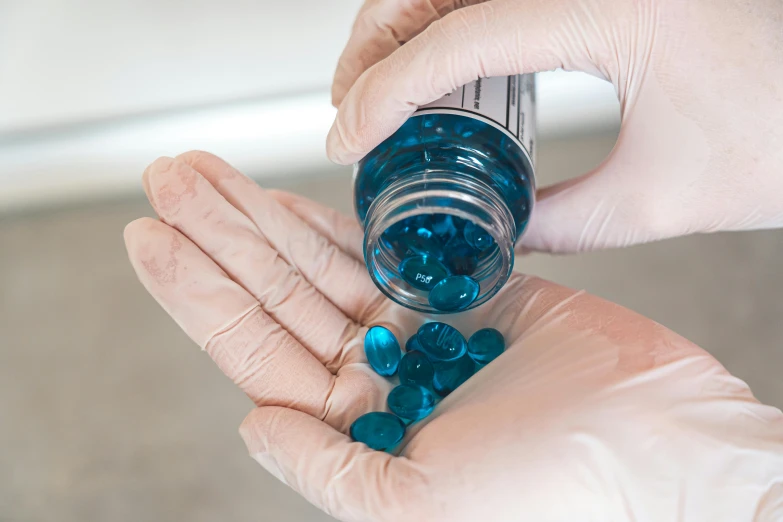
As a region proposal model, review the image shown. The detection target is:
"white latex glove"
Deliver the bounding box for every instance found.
[326,0,783,253]
[125,152,783,522]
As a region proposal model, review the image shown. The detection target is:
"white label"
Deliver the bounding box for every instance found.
[418,74,536,165]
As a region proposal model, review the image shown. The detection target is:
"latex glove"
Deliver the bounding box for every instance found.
[125,152,783,522]
[327,0,783,253]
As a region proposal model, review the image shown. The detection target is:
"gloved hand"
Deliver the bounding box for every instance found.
[125,152,783,522]
[327,0,783,253]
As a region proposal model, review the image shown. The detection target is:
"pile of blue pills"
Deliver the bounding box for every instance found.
[350,323,506,451]
[381,214,498,312]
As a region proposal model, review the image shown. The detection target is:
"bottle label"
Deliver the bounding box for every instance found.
[417,74,536,165]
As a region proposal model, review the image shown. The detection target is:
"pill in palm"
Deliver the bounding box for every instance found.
[417,322,467,361]
[405,334,423,353]
[467,328,505,364]
[433,354,476,397]
[364,325,402,376]
[350,412,406,451]
[387,384,436,422]
[399,350,434,387]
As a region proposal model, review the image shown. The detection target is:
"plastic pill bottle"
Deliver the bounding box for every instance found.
[354,74,536,314]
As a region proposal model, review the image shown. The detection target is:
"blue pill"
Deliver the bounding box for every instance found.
[433,354,476,397]
[428,275,480,312]
[467,328,505,364]
[399,255,449,291]
[431,214,457,239]
[399,350,434,387]
[405,334,423,353]
[350,412,406,451]
[416,322,467,361]
[383,219,412,238]
[364,326,402,376]
[463,221,495,251]
[443,238,478,276]
[387,384,436,422]
[405,227,445,258]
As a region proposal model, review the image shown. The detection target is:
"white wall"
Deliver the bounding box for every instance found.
[0,0,619,211]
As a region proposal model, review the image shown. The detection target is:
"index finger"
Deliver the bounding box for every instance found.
[327,0,600,164]
[332,0,486,107]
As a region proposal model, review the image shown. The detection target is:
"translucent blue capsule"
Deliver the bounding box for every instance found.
[405,334,423,353]
[467,328,505,364]
[405,227,445,258]
[463,221,495,251]
[428,275,479,312]
[399,255,449,291]
[387,384,436,422]
[433,354,476,397]
[398,350,435,387]
[364,326,401,376]
[430,214,457,240]
[416,322,467,361]
[350,412,406,451]
[443,238,478,276]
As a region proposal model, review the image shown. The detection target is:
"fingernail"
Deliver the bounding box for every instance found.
[251,452,288,486]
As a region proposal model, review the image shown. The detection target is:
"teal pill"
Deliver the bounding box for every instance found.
[399,255,449,291]
[399,350,435,387]
[417,322,467,361]
[433,354,476,397]
[405,227,445,258]
[463,221,495,251]
[428,275,479,312]
[364,326,401,376]
[467,328,505,364]
[405,334,423,352]
[350,412,406,451]
[443,238,478,276]
[430,214,457,239]
[387,384,436,422]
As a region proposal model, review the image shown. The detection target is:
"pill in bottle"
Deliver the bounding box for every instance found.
[354,74,536,313]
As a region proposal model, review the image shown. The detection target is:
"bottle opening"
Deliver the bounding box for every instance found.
[363,171,516,313]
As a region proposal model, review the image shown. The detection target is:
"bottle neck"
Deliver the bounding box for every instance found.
[364,170,516,313]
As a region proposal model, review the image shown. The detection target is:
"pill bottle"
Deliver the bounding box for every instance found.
[354,74,536,314]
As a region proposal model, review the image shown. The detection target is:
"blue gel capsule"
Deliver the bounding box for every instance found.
[416,322,467,361]
[399,255,449,291]
[431,214,457,240]
[387,384,436,422]
[463,221,495,251]
[350,412,406,451]
[364,326,402,376]
[443,238,478,276]
[405,227,445,258]
[428,275,480,312]
[467,328,505,364]
[433,354,476,397]
[399,350,435,387]
[405,334,423,353]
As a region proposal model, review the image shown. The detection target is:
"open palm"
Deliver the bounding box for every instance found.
[125,152,783,522]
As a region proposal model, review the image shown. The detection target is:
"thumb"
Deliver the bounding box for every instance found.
[239,407,427,522]
[326,0,607,164]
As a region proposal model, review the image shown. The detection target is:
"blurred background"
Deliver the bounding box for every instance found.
[0,1,781,521]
